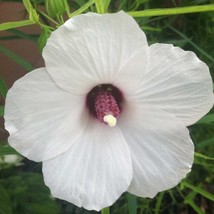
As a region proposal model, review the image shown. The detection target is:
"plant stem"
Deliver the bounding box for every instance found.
[128,4,214,17]
[0,20,35,31]
[69,0,95,18]
[95,0,105,14]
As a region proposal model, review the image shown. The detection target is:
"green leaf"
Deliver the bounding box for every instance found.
[38,28,52,52]
[0,185,12,214]
[168,190,177,204]
[154,192,164,214]
[7,29,38,42]
[0,77,8,98]
[2,173,60,214]
[75,0,88,7]
[142,26,162,32]
[101,207,110,214]
[169,26,214,63]
[127,193,137,214]
[196,137,214,149]
[63,0,71,16]
[184,191,204,214]
[182,182,214,201]
[188,203,205,214]
[0,146,20,156]
[95,0,105,14]
[30,203,60,214]
[196,114,214,124]
[0,139,8,146]
[45,0,68,18]
[0,20,35,31]
[0,44,34,72]
[103,0,111,12]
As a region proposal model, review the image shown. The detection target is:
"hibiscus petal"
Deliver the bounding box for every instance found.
[42,122,132,211]
[113,48,149,96]
[43,11,148,95]
[118,104,194,198]
[4,68,87,161]
[128,43,214,126]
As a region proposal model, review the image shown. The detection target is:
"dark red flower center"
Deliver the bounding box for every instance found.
[86,84,123,126]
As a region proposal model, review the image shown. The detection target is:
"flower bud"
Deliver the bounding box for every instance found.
[38,28,51,52]
[45,0,68,18]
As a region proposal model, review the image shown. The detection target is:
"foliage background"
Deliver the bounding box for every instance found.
[0,0,214,213]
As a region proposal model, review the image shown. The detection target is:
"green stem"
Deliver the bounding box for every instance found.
[101,207,110,214]
[0,20,35,31]
[69,0,95,18]
[37,9,60,26]
[185,200,204,214]
[128,4,214,17]
[182,181,214,201]
[154,192,164,214]
[95,0,105,14]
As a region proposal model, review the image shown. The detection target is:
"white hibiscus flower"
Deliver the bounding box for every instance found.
[4,11,213,211]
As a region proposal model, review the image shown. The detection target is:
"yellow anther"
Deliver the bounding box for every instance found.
[103,115,117,127]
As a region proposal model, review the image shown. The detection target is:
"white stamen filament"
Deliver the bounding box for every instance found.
[103,115,117,127]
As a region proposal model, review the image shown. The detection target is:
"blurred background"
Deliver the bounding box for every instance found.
[0,0,214,213]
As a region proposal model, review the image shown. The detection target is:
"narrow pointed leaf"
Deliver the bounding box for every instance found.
[0,45,34,72]
[182,182,214,201]
[0,77,7,98]
[0,20,35,31]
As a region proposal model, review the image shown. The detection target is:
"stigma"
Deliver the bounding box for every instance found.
[86,84,123,126]
[103,114,117,127]
[95,90,120,125]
